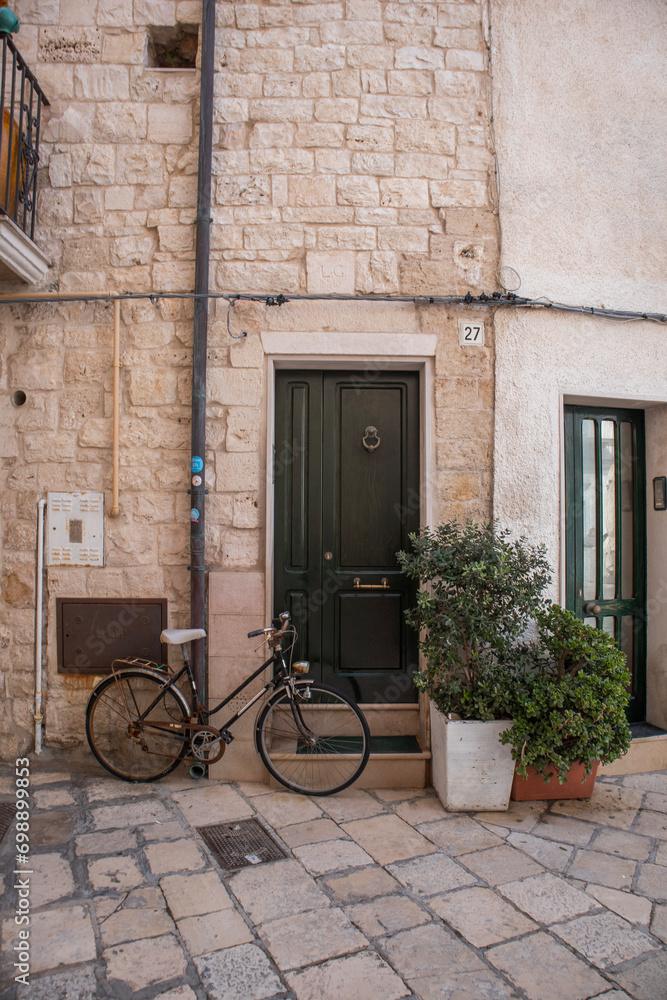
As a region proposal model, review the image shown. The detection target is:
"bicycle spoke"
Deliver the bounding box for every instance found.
[86,671,190,782]
[257,682,369,795]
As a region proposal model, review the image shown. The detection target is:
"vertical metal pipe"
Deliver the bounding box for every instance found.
[34,498,46,754]
[110,299,121,517]
[190,0,215,707]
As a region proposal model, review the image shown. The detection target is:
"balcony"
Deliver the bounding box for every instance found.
[0,31,49,284]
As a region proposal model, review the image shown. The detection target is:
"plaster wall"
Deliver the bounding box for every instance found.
[493,309,667,722]
[490,0,667,724]
[490,0,667,309]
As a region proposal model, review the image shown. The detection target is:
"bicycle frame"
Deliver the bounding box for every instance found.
[112,631,310,747]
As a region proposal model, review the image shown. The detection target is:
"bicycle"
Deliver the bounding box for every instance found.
[85,611,370,796]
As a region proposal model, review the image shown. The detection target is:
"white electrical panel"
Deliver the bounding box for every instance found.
[47,492,105,566]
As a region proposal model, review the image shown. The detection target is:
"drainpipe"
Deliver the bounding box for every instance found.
[190,0,215,707]
[110,299,121,517]
[34,498,46,754]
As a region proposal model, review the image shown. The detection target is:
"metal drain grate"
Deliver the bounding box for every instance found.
[197,818,286,872]
[0,802,15,843]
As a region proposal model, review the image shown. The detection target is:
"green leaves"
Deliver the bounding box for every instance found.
[500,606,632,781]
[397,520,552,720]
[399,526,631,776]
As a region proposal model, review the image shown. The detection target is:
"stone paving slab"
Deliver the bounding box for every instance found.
[498,871,598,924]
[259,905,367,970]
[591,828,653,861]
[104,933,188,992]
[285,950,410,1000]
[381,923,516,1000]
[176,908,254,956]
[651,901,667,942]
[586,884,653,925]
[428,885,537,947]
[342,813,438,865]
[345,893,431,937]
[611,950,667,1000]
[486,931,609,1000]
[551,784,644,829]
[386,851,477,896]
[0,754,665,1000]
[506,830,573,870]
[459,843,545,885]
[551,911,659,969]
[567,848,636,889]
[193,943,285,1000]
[418,814,506,855]
[292,838,374,875]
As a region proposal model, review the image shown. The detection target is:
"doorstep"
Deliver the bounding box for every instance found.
[600,730,667,775]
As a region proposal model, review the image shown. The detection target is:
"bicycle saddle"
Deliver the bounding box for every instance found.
[160,628,206,645]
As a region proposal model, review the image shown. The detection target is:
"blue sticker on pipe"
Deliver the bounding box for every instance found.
[191,508,200,521]
[191,456,204,473]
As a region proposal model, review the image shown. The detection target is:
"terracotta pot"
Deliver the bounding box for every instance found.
[511,760,599,801]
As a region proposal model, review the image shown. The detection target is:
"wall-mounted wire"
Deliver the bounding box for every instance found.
[226,296,247,339]
[0,289,664,324]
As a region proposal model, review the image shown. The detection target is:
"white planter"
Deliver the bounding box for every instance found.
[430,702,515,811]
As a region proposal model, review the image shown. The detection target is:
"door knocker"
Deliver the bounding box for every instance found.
[362,426,381,452]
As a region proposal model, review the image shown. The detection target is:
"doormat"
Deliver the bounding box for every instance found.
[630,722,667,739]
[197,818,286,872]
[296,735,422,754]
[0,802,15,843]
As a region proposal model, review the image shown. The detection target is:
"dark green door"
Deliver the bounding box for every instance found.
[274,370,420,703]
[564,405,646,721]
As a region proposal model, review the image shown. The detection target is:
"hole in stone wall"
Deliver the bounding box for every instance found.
[12,390,26,406]
[146,25,199,69]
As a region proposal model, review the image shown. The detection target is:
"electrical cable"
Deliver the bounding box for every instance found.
[0,289,663,323]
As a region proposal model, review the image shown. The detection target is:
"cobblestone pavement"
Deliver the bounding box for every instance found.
[0,751,665,1000]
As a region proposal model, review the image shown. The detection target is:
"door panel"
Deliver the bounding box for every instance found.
[339,387,403,567]
[565,405,646,721]
[338,592,402,673]
[274,370,420,703]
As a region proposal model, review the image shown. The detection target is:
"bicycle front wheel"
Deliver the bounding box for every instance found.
[256,681,370,795]
[86,669,191,782]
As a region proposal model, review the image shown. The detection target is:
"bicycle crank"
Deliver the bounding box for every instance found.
[189,728,226,764]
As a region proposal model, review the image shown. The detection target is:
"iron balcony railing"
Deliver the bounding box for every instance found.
[0,31,49,242]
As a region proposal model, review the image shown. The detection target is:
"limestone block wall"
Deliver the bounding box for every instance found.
[1,0,498,757]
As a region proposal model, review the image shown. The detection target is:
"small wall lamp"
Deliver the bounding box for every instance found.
[654,477,667,511]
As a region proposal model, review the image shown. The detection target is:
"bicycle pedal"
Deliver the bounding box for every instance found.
[221,729,234,745]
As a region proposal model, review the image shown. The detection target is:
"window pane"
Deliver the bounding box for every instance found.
[601,420,616,599]
[582,420,597,599]
[620,616,635,696]
[620,422,634,598]
[602,617,616,640]
[583,617,597,627]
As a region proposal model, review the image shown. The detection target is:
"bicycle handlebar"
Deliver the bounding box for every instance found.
[247,612,291,640]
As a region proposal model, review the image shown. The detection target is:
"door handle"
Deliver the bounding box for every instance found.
[584,602,601,615]
[353,578,389,590]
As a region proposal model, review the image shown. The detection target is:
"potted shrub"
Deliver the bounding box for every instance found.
[397,521,551,811]
[502,606,632,800]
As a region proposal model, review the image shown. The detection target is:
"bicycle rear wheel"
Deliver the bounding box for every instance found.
[256,681,370,795]
[86,669,191,782]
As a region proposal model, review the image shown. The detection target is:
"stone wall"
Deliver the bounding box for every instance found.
[0,0,498,757]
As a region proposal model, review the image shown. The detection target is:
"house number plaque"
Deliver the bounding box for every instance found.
[458,319,485,346]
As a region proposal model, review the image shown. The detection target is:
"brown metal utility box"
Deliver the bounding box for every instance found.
[56,598,168,675]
